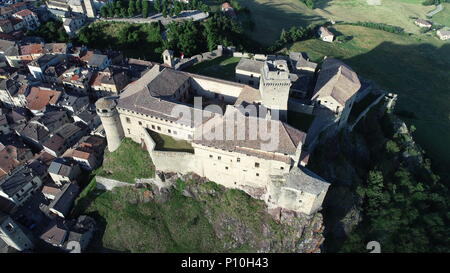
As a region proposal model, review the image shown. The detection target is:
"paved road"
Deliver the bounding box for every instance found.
[427,4,443,17]
[99,10,209,25]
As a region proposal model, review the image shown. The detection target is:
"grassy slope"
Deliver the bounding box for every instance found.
[225,0,434,45]
[184,56,240,81]
[95,138,155,183]
[315,0,434,33]
[431,3,450,26]
[235,0,325,45]
[285,24,450,173]
[75,181,298,253]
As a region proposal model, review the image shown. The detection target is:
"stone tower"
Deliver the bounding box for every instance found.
[83,0,96,18]
[95,97,124,152]
[259,60,291,121]
[162,49,175,68]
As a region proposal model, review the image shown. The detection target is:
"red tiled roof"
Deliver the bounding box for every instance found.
[14,9,34,18]
[20,43,43,55]
[26,87,62,111]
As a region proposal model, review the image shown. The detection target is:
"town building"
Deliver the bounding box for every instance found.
[0,165,43,206]
[414,18,432,28]
[318,26,334,42]
[0,211,34,251]
[12,9,40,30]
[48,158,81,186]
[437,28,450,40]
[48,182,79,218]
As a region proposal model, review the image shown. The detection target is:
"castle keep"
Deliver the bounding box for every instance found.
[96,54,363,216]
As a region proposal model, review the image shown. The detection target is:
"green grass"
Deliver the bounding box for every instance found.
[148,130,194,153]
[185,56,240,81]
[95,138,155,183]
[285,24,450,174]
[287,111,316,132]
[431,3,450,26]
[205,0,436,45]
[73,180,302,253]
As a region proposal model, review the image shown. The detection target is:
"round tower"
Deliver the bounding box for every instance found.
[95,97,124,152]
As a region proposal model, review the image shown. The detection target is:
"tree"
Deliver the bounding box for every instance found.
[385,140,400,154]
[128,0,136,17]
[154,0,161,12]
[135,0,142,14]
[142,0,149,18]
[162,1,168,18]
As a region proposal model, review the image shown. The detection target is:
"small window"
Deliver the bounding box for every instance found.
[151,125,155,129]
[255,162,260,168]
[237,158,240,162]
[218,156,221,160]
[138,121,142,126]
[225,167,228,170]
[209,155,213,158]
[168,129,171,133]
[126,117,131,123]
[157,126,161,131]
[280,166,284,170]
[256,173,259,177]
[127,129,130,134]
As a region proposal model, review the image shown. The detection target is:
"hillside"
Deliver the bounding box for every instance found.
[224,0,436,45]
[284,24,450,176]
[74,177,325,253]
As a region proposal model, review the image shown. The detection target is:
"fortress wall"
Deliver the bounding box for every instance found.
[190,77,242,104]
[192,143,291,190]
[150,150,198,174]
[118,109,195,142]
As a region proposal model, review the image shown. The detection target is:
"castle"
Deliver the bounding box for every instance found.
[95,52,364,216]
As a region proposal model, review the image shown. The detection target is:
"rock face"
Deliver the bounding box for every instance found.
[145,172,327,253]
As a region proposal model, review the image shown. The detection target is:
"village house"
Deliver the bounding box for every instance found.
[27,54,64,80]
[318,26,334,42]
[66,135,105,170]
[48,182,79,218]
[72,109,101,130]
[89,67,129,97]
[48,157,81,186]
[41,184,61,200]
[12,9,40,31]
[63,16,85,37]
[0,141,33,179]
[414,18,432,28]
[0,165,43,206]
[40,219,69,247]
[60,67,93,93]
[43,122,87,157]
[0,19,14,34]
[25,86,62,114]
[0,211,34,251]
[85,53,110,71]
[437,28,450,40]
[56,92,89,114]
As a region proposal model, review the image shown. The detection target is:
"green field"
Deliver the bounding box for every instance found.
[185,56,240,81]
[95,138,155,183]
[222,0,436,45]
[431,3,450,26]
[285,25,450,174]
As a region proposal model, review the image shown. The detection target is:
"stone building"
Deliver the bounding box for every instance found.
[96,63,332,215]
[0,212,34,251]
[318,26,334,43]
